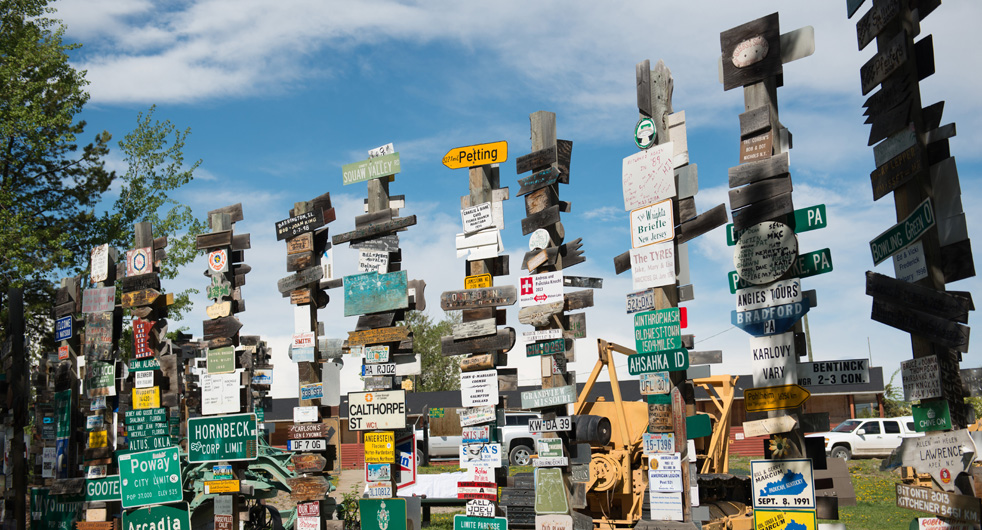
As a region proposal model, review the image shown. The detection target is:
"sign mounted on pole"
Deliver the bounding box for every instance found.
[750,332,797,387]
[118,446,183,508]
[744,384,810,413]
[122,503,191,530]
[342,152,401,185]
[627,347,689,375]
[634,308,682,354]
[635,117,656,149]
[630,199,674,248]
[622,142,675,211]
[347,390,406,431]
[519,271,563,307]
[733,221,798,285]
[902,356,942,401]
[443,141,508,169]
[750,458,816,510]
[187,413,259,463]
[870,198,935,265]
[797,359,870,387]
[895,430,976,492]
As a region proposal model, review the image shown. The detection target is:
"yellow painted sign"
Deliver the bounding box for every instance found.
[744,384,810,413]
[204,479,240,494]
[133,386,161,410]
[364,431,395,463]
[88,430,108,449]
[753,509,817,530]
[443,141,508,169]
[465,274,492,289]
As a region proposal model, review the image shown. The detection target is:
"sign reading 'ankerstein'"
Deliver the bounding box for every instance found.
[187,413,258,463]
[347,390,406,431]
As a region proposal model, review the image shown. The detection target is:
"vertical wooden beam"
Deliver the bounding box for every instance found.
[8,288,27,530]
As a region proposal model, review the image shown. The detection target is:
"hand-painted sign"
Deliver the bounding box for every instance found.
[344,270,408,317]
[521,385,577,409]
[126,247,153,276]
[201,372,241,415]
[276,210,325,240]
[359,249,390,273]
[750,332,797,387]
[82,287,115,314]
[622,142,675,211]
[896,484,981,524]
[896,430,976,492]
[631,199,674,248]
[459,406,496,427]
[519,271,563,307]
[733,221,798,285]
[118,446,182,508]
[634,308,682,354]
[750,458,815,510]
[133,317,155,359]
[870,198,935,265]
[187,413,258,463]
[347,390,406,431]
[91,243,110,283]
[342,152,400,185]
[902,356,942,401]
[744,384,810,413]
[797,359,869,387]
[630,241,676,290]
[441,286,517,310]
[627,348,689,375]
[443,141,507,169]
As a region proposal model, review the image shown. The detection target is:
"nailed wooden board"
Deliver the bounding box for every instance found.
[196,230,233,250]
[871,299,970,352]
[613,250,631,275]
[739,106,770,137]
[860,30,907,95]
[518,301,564,327]
[287,233,314,255]
[522,205,561,236]
[914,35,935,82]
[516,146,557,174]
[870,143,926,201]
[275,210,325,241]
[203,316,243,341]
[729,176,792,210]
[348,326,410,346]
[676,164,698,200]
[560,238,586,269]
[441,286,517,310]
[343,270,408,317]
[207,203,244,228]
[941,238,976,284]
[355,208,394,228]
[564,290,594,312]
[557,140,572,184]
[866,271,970,323]
[564,276,603,289]
[719,12,783,92]
[523,247,558,272]
[332,215,416,245]
[728,152,789,188]
[356,312,397,331]
[688,350,723,365]
[452,318,497,340]
[286,252,314,273]
[120,273,161,294]
[525,184,560,216]
[637,59,652,115]
[441,328,516,356]
[868,100,912,146]
[731,193,793,231]
[277,266,324,294]
[855,0,900,51]
[863,74,911,115]
[517,168,560,197]
[678,204,728,245]
[677,197,697,224]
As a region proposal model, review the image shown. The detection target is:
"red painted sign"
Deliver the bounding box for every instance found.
[133,318,155,359]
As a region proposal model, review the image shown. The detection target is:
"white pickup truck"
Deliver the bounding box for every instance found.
[806,416,924,460]
[415,411,546,466]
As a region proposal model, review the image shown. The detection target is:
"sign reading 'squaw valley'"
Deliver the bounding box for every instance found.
[187,413,258,463]
[342,152,401,185]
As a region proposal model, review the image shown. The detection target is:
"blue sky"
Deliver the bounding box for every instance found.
[53,1,982,399]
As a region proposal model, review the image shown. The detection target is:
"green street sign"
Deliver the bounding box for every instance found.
[634,308,682,354]
[118,446,182,508]
[129,358,161,372]
[342,152,401,186]
[126,424,169,438]
[122,503,191,530]
[55,389,72,439]
[256,408,265,422]
[85,475,121,502]
[870,198,934,265]
[455,515,507,530]
[727,204,828,245]
[187,413,258,463]
[124,407,167,425]
[627,348,689,375]
[686,414,713,439]
[727,248,833,294]
[360,498,407,530]
[207,345,235,374]
[129,435,172,452]
[30,488,83,530]
[912,401,951,432]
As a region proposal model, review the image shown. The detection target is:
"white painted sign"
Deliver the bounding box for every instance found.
[750,458,815,510]
[640,372,671,395]
[902,356,942,401]
[643,433,675,454]
[898,430,977,492]
[735,278,802,312]
[358,250,389,273]
[459,406,496,427]
[742,416,797,438]
[466,499,495,518]
[297,517,320,530]
[347,390,406,431]
[649,491,684,521]
[536,514,573,530]
[630,241,676,290]
[750,332,797,387]
[894,240,928,283]
[523,328,563,342]
[460,443,502,467]
[42,447,56,478]
[469,463,494,483]
[529,229,550,251]
[797,359,870,387]
[362,363,396,377]
[460,370,499,407]
[201,372,240,415]
[519,271,564,307]
[622,142,675,211]
[394,354,422,376]
[294,406,317,423]
[134,371,154,389]
[648,452,683,492]
[631,199,675,248]
[533,457,569,467]
[733,222,798,285]
[365,345,390,364]
[462,202,495,234]
[90,244,110,283]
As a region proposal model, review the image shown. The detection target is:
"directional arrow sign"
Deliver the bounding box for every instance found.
[744,384,810,413]
[442,141,507,169]
[732,293,813,336]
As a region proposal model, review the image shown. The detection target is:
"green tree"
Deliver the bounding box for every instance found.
[0,0,113,343]
[882,368,911,417]
[402,310,462,392]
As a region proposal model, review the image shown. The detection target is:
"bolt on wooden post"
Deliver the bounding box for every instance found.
[336,144,423,529]
[848,0,976,504]
[275,191,342,526]
[439,139,514,521]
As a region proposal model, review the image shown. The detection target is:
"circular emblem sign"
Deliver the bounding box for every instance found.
[733,221,798,285]
[635,117,656,149]
[208,249,228,273]
[529,229,550,251]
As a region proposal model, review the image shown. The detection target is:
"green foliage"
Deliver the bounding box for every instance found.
[882,368,911,417]
[401,310,461,392]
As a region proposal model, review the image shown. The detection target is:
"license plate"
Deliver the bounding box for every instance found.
[643,433,674,454]
[366,482,392,498]
[528,416,571,432]
[362,363,396,376]
[287,439,326,452]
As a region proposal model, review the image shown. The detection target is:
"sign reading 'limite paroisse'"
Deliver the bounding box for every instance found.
[187,413,258,463]
[342,152,401,186]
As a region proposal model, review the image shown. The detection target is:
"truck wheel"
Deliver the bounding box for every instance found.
[831,446,851,460]
[510,445,533,466]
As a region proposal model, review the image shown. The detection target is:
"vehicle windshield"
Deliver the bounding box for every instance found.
[832,420,862,433]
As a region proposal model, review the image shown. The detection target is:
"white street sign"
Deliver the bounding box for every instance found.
[797,359,869,387]
[750,332,797,387]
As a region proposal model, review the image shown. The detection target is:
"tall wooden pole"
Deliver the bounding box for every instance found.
[8,288,27,530]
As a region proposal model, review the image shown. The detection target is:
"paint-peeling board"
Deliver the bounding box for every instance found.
[441,328,516,356]
[517,168,561,197]
[343,271,409,317]
[729,176,792,210]
[719,12,783,92]
[728,152,789,188]
[452,319,498,340]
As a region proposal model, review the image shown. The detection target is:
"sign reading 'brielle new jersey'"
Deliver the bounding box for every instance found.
[630,199,674,248]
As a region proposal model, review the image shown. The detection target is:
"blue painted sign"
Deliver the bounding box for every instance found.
[731,293,812,337]
[344,271,409,317]
[55,316,73,342]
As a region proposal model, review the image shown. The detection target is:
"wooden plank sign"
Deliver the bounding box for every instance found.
[622,142,675,211]
[348,327,410,346]
[121,289,160,308]
[277,266,324,294]
[896,484,981,524]
[440,286,517,310]
[516,146,557,174]
[276,210,325,241]
[341,152,400,186]
[441,328,516,356]
[859,30,907,95]
[343,271,408,317]
[333,215,417,245]
[872,300,970,352]
[719,13,783,91]
[870,143,926,201]
[866,271,970,323]
[742,416,797,438]
[443,141,507,169]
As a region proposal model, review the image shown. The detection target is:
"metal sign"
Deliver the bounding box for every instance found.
[534,467,569,514]
[454,515,507,530]
[521,385,576,409]
[362,363,396,377]
[367,463,391,482]
[642,433,675,454]
[630,199,674,248]
[347,390,406,431]
[528,417,571,432]
[207,346,235,374]
[342,152,401,185]
[734,221,798,285]
[750,332,797,387]
[912,401,952,433]
[634,308,682,354]
[744,384,810,413]
[460,370,499,407]
[122,504,191,530]
[635,117,656,149]
[133,386,160,410]
[85,475,120,502]
[640,371,671,395]
[55,316,72,341]
[187,413,258,463]
[365,345,390,364]
[365,431,395,463]
[897,430,976,492]
[443,141,507,170]
[727,204,827,245]
[731,293,812,336]
[753,510,817,530]
[465,273,492,289]
[750,458,815,510]
[870,198,935,265]
[626,288,655,314]
[519,271,563,307]
[902,356,942,401]
[627,348,689,375]
[360,498,407,530]
[797,359,870,387]
[118,446,183,508]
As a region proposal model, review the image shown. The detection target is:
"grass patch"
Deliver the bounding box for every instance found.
[426,510,464,530]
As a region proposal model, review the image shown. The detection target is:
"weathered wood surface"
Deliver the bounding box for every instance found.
[677,197,697,224]
[719,13,782,91]
[743,416,797,438]
[870,143,926,201]
[347,326,410,346]
[287,233,314,255]
[441,328,516,356]
[613,250,630,275]
[856,0,899,50]
[517,168,560,197]
[941,239,976,284]
[678,204,729,244]
[860,30,907,95]
[728,152,789,188]
[121,289,160,308]
[866,271,970,323]
[355,312,397,331]
[564,290,594,312]
[350,234,399,252]
[515,146,557,174]
[286,252,314,272]
[521,205,560,236]
[688,350,723,365]
[525,184,560,216]
[120,273,160,293]
[863,74,911,116]
[871,299,969,352]
[275,210,324,241]
[440,286,517,310]
[518,301,564,326]
[564,276,603,289]
[460,353,496,372]
[523,247,558,272]
[739,106,770,136]
[729,176,792,210]
[452,318,497,340]
[355,208,394,228]
[731,193,792,231]
[465,255,510,278]
[196,230,233,250]
[636,59,652,115]
[332,215,416,245]
[207,203,244,228]
[203,316,243,341]
[560,238,586,269]
[676,164,698,199]
[277,266,324,294]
